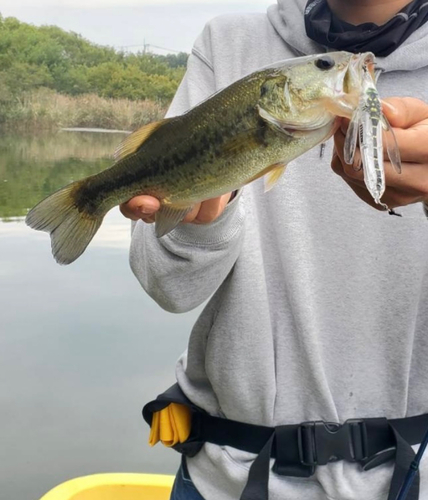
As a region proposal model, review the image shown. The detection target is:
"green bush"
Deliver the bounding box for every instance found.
[0,13,188,103]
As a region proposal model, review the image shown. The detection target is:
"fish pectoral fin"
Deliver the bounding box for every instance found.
[264,163,287,192]
[220,128,261,159]
[155,204,193,238]
[114,119,171,161]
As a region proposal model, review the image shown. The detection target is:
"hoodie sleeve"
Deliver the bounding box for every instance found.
[129,43,246,314]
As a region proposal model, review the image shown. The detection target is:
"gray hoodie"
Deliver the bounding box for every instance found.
[130,1,428,499]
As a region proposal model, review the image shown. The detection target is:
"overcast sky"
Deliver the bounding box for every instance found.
[0,0,273,54]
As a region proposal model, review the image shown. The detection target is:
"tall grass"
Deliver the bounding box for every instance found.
[1,88,169,132]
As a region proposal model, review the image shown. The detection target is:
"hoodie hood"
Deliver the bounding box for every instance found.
[267,0,428,72]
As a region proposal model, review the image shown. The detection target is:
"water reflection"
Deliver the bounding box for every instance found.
[0,132,200,500]
[0,131,123,220]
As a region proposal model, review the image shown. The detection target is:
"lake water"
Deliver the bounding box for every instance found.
[0,131,201,500]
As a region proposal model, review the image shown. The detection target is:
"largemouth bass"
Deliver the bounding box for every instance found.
[26,51,376,265]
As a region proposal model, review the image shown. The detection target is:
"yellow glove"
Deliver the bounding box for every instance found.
[149,403,191,447]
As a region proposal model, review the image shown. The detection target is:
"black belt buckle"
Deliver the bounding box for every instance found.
[298,419,368,466]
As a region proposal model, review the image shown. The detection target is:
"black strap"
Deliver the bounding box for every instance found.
[193,413,428,500]
[388,422,419,500]
[143,385,428,500]
[396,425,428,500]
[240,432,275,500]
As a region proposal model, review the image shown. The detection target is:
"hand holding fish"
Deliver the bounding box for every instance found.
[332,97,428,210]
[119,193,233,225]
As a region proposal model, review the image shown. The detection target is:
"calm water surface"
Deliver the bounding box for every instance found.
[0,131,201,500]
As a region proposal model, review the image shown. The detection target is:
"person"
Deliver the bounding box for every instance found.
[120,1,428,499]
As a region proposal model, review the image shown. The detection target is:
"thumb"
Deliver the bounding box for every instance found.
[382,97,428,129]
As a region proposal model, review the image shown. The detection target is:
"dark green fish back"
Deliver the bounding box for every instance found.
[88,70,279,206]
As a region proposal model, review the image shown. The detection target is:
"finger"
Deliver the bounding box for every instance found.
[182,203,202,223]
[385,123,428,164]
[382,97,428,129]
[332,153,420,208]
[347,180,419,209]
[343,180,384,211]
[119,195,160,221]
[193,193,232,224]
[119,204,140,221]
[338,98,428,164]
[333,106,428,204]
[119,204,156,224]
[332,152,382,208]
[382,161,428,199]
[339,118,350,135]
[335,116,428,194]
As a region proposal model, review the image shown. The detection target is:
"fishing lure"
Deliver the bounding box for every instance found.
[344,65,402,212]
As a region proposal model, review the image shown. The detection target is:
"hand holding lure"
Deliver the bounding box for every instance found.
[344,61,402,212]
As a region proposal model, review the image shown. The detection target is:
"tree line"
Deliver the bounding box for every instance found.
[0,13,188,108]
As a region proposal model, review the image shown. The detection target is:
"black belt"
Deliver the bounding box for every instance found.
[143,384,428,500]
[194,412,427,500]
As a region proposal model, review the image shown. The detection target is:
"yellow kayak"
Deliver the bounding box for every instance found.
[39,473,175,500]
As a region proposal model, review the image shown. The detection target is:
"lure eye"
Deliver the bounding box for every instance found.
[315,56,335,70]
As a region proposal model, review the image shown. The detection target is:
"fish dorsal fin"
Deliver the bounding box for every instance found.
[114,119,169,162]
[155,204,193,238]
[264,163,287,192]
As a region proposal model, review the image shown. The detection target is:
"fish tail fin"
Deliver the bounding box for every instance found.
[25,182,104,265]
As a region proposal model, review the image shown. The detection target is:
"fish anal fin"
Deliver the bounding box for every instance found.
[264,163,287,192]
[114,119,170,161]
[155,204,193,238]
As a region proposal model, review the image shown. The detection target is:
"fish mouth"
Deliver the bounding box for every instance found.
[350,52,375,76]
[344,53,374,87]
[327,52,376,118]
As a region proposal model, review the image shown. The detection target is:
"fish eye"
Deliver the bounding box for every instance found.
[315,56,335,70]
